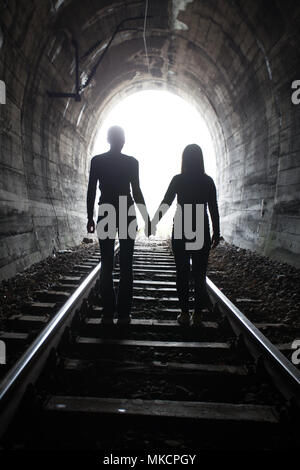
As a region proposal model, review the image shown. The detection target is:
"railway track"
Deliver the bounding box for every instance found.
[0,237,299,452]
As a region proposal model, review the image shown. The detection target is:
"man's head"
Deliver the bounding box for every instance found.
[107,126,125,152]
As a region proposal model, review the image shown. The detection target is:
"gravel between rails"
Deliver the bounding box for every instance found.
[1,238,299,343]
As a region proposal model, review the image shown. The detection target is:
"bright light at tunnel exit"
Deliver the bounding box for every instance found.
[92,90,216,236]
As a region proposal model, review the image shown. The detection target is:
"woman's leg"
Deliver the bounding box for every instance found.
[192,248,212,314]
[172,238,190,314]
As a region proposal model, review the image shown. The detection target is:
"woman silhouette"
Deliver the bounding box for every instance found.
[152,144,220,326]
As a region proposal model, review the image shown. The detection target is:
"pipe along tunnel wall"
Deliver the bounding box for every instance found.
[0,0,300,280]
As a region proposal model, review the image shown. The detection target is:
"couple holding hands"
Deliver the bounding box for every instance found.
[87,126,220,326]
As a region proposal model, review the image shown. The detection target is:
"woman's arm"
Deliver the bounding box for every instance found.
[208,178,220,248]
[151,176,178,232]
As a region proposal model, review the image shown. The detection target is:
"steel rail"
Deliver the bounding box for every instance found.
[206,276,300,408]
[0,242,120,438]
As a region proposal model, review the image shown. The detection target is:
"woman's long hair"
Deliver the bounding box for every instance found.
[181,144,205,175]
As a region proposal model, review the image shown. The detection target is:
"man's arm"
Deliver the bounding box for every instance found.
[208,178,220,248]
[131,160,151,231]
[86,158,97,233]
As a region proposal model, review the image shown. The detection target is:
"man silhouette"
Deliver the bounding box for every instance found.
[87,126,150,325]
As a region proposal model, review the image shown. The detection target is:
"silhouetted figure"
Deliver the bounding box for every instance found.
[87,126,150,325]
[152,144,220,326]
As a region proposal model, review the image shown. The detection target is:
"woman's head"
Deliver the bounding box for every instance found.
[181,144,205,175]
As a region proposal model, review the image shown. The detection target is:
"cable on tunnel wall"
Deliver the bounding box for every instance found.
[143,0,151,75]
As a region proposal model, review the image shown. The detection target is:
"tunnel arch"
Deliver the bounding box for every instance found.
[0,0,299,279]
[87,78,225,170]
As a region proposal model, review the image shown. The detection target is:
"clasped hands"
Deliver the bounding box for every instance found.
[144,218,157,238]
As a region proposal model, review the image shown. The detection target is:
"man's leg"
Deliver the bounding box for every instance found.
[99,238,116,319]
[117,236,135,319]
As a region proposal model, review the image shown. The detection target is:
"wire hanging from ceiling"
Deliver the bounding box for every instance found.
[143,0,151,75]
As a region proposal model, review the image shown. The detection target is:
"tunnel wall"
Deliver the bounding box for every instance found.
[215,1,300,267]
[0,0,94,279]
[0,0,299,280]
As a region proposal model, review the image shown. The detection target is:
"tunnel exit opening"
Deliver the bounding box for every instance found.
[91,90,217,236]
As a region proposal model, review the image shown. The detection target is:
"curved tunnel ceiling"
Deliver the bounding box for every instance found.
[0,0,300,278]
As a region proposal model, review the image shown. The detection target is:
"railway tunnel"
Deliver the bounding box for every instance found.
[0,0,300,281]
